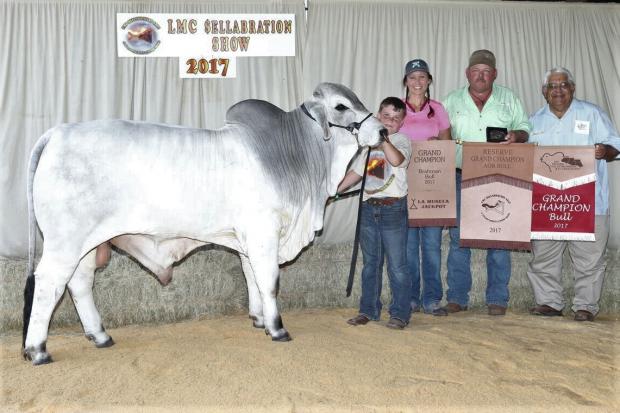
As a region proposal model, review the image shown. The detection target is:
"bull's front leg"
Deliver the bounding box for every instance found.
[245,235,290,342]
[240,254,264,329]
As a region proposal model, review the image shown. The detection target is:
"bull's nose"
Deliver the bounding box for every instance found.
[379,128,388,141]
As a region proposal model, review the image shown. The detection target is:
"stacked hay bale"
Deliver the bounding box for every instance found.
[1,237,618,332]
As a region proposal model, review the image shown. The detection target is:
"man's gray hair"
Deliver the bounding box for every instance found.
[542,67,576,88]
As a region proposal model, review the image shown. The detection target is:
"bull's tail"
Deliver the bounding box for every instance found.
[23,130,53,348]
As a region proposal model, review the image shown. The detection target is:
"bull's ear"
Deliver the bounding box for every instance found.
[305,101,331,140]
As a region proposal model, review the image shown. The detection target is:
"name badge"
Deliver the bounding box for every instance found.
[574,120,590,135]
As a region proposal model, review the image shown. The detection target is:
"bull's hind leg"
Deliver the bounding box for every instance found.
[24,253,77,365]
[240,254,264,328]
[246,236,291,342]
[67,250,114,348]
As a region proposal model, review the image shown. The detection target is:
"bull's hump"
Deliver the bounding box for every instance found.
[226,100,285,129]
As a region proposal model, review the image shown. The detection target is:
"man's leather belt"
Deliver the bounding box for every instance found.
[365,197,402,206]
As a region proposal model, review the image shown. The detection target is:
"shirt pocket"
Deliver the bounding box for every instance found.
[450,110,470,133]
[493,103,513,126]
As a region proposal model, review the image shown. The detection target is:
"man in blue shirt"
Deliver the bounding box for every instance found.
[527,67,620,322]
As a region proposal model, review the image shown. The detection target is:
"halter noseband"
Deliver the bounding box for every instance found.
[300,104,373,136]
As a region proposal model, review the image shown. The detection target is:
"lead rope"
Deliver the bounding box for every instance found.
[345,148,371,297]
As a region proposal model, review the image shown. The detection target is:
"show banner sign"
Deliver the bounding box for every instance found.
[460,143,534,250]
[117,13,295,78]
[531,146,595,241]
[407,140,456,227]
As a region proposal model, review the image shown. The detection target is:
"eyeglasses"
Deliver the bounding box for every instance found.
[545,82,572,90]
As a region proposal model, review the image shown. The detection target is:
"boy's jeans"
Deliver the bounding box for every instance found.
[359,197,412,323]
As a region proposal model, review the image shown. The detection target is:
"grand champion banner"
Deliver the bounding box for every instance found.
[407,140,456,226]
[460,143,535,250]
[531,146,595,241]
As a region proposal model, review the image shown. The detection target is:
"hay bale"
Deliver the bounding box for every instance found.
[1,238,618,333]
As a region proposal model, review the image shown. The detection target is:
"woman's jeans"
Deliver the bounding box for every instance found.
[407,226,444,312]
[359,197,412,323]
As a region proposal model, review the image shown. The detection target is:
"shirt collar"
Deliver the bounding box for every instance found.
[543,98,578,119]
[405,99,431,115]
[464,84,496,108]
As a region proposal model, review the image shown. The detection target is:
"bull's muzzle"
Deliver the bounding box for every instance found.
[379,128,388,142]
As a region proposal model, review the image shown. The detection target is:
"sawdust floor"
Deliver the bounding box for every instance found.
[1,308,618,412]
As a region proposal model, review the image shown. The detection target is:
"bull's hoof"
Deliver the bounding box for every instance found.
[31,353,53,365]
[95,337,115,348]
[86,332,114,348]
[23,346,53,366]
[271,331,292,342]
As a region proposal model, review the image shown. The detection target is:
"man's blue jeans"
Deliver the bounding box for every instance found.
[359,197,412,323]
[446,171,511,307]
[407,226,444,312]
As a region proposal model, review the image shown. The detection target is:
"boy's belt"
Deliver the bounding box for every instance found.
[365,197,402,206]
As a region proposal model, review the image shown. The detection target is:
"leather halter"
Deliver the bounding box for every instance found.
[300,104,373,136]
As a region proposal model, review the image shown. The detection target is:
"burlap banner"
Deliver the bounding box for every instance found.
[460,143,534,250]
[531,146,596,241]
[407,140,456,227]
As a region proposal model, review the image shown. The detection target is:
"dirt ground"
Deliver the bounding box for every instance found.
[1,308,618,412]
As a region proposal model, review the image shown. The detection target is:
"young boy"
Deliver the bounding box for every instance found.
[339,97,412,329]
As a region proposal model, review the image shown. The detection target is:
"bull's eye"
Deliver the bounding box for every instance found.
[335,104,348,112]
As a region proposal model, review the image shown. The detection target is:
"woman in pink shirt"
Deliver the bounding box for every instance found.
[400,59,451,316]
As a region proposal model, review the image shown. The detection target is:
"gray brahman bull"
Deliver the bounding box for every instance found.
[22,83,386,365]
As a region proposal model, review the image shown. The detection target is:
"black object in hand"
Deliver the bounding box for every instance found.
[486,127,508,143]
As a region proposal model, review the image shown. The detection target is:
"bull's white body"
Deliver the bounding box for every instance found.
[36,120,309,263]
[23,83,384,364]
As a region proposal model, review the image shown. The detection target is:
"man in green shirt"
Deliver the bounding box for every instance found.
[442,49,531,316]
